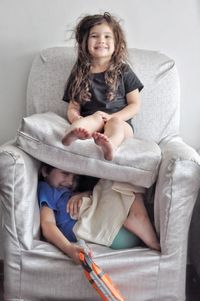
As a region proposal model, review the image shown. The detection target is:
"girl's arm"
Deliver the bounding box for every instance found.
[66,100,82,124]
[111,89,141,121]
[40,206,83,264]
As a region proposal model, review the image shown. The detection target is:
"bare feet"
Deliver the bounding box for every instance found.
[92,132,114,161]
[62,128,91,146]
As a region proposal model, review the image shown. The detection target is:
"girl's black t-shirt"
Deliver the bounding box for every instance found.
[63,64,144,118]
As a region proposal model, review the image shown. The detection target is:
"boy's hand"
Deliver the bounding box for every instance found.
[67,191,92,219]
[78,239,93,258]
[66,244,84,265]
[67,193,83,219]
[66,243,93,265]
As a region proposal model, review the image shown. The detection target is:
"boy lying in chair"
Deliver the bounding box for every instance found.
[38,163,160,265]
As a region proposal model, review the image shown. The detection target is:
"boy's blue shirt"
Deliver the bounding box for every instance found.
[38,181,77,242]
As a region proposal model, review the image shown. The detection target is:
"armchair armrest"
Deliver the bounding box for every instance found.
[0,143,40,251]
[155,136,200,255]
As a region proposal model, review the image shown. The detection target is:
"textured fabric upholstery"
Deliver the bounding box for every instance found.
[26,47,180,143]
[0,47,200,301]
[16,112,161,187]
[188,150,200,280]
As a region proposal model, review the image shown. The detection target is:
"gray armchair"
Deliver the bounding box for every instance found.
[0,47,200,301]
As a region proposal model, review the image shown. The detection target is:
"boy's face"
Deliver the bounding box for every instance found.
[45,168,75,189]
[88,22,115,61]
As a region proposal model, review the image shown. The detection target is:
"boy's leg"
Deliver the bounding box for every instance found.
[93,117,133,160]
[123,193,160,251]
[62,113,104,146]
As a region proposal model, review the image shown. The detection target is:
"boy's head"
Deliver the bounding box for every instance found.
[40,164,76,189]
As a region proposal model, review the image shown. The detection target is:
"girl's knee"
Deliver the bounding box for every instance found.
[107,116,122,125]
[93,111,101,118]
[93,112,104,122]
[107,117,133,133]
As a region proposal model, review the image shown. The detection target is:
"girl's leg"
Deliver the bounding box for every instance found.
[123,193,160,251]
[93,117,133,160]
[62,113,104,146]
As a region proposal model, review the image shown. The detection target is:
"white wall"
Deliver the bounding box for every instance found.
[0,0,200,257]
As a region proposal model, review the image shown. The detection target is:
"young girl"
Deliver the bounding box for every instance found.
[38,164,160,265]
[62,12,143,161]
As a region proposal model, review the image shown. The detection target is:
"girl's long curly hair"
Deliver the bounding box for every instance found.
[67,12,128,103]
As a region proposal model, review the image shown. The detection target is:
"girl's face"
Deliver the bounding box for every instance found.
[44,168,75,189]
[87,22,115,61]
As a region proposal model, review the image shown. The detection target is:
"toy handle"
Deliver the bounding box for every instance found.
[78,239,91,256]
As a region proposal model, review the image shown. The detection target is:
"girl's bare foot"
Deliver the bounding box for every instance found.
[123,213,160,251]
[92,132,114,161]
[62,128,91,146]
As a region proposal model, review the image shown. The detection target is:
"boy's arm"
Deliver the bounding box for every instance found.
[66,100,82,123]
[40,205,83,264]
[67,191,92,219]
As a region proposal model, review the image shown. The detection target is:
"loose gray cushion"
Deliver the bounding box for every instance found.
[16,112,161,187]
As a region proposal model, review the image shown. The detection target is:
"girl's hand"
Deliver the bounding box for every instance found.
[67,194,83,219]
[95,111,111,122]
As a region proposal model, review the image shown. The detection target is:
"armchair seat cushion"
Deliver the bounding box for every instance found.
[16,112,161,187]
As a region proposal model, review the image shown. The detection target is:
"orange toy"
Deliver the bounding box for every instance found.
[79,240,125,301]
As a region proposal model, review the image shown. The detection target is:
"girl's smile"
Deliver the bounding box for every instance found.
[88,23,115,61]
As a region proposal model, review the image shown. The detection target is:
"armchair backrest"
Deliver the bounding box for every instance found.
[26,47,180,144]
